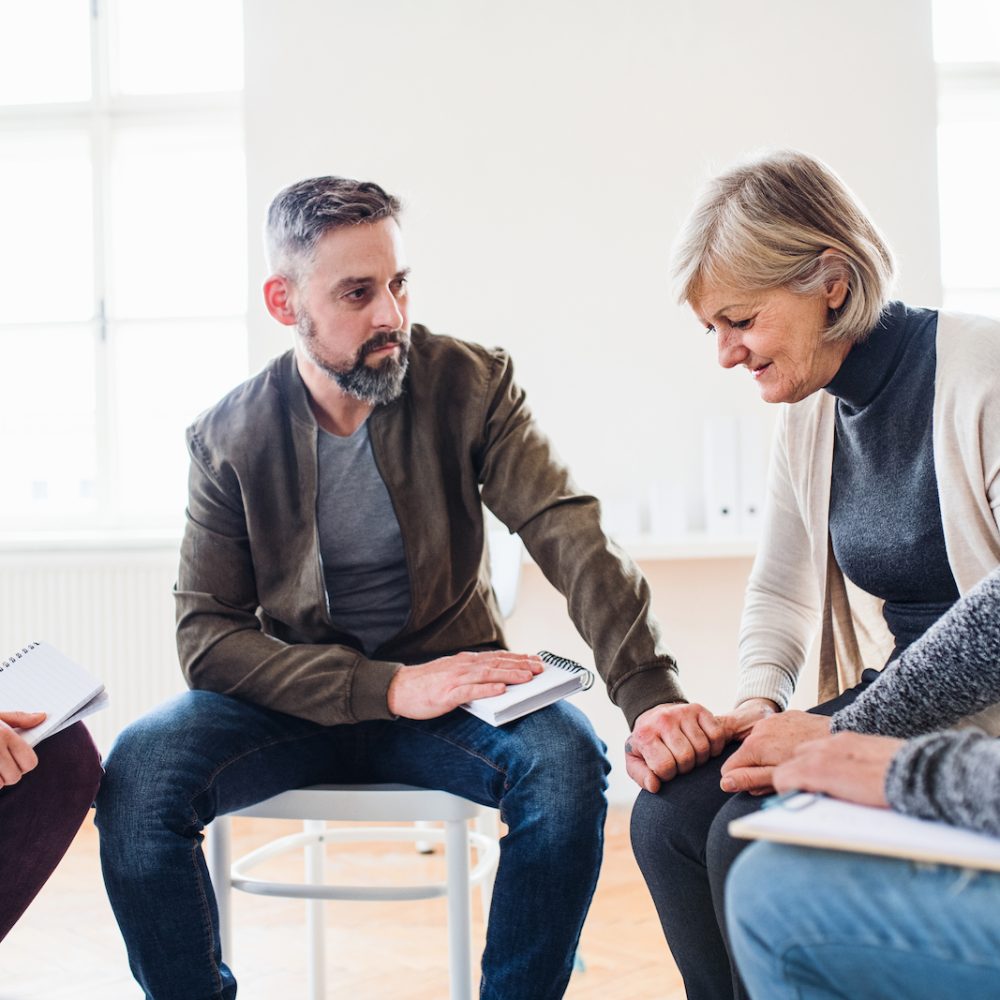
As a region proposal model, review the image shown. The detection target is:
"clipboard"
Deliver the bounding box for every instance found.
[729,792,1000,872]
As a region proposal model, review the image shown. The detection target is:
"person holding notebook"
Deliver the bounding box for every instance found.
[727,730,1000,998]
[94,175,717,1000]
[726,563,1000,997]
[0,714,102,941]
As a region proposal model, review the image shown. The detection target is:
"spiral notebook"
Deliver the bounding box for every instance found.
[0,642,108,747]
[460,650,595,726]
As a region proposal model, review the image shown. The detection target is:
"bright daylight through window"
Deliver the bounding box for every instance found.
[933,0,1000,317]
[0,0,247,534]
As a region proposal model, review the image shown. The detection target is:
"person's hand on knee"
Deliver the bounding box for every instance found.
[773,731,903,807]
[625,702,728,793]
[719,709,829,795]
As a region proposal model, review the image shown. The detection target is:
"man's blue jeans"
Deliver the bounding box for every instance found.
[727,842,1000,999]
[95,690,609,1000]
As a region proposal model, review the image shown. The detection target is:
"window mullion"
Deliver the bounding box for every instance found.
[91,0,115,528]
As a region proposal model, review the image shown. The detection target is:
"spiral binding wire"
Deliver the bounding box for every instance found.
[1,641,41,672]
[537,649,595,690]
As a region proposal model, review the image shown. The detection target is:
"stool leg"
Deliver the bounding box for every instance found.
[445,817,473,1000]
[207,817,233,964]
[415,819,436,854]
[304,820,327,1000]
[473,810,499,929]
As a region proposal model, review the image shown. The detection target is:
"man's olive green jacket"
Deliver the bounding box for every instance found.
[176,325,683,728]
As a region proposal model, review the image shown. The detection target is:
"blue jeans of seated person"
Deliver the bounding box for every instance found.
[95,690,609,1000]
[727,842,1000,1000]
[629,669,880,1000]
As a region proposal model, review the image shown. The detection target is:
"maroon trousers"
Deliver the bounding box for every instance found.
[0,722,102,941]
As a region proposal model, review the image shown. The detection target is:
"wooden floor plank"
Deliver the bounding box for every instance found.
[1,807,683,999]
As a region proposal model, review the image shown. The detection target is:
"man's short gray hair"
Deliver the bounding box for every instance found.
[671,150,896,343]
[265,176,402,280]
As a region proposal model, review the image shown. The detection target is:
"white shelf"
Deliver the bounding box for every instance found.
[616,534,758,561]
[0,531,757,562]
[0,530,182,554]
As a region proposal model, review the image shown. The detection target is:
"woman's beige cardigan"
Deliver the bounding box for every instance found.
[735,311,1000,730]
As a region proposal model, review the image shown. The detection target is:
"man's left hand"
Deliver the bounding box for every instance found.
[625,702,728,793]
[772,731,905,808]
[720,710,832,795]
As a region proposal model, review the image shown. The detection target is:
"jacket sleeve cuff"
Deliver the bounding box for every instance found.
[612,661,686,729]
[734,665,795,710]
[349,658,402,721]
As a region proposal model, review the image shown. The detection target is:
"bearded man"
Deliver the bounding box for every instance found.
[95,176,708,1000]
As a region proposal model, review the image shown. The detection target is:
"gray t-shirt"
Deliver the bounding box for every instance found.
[316,421,411,655]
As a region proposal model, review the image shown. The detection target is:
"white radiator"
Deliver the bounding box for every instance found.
[0,544,186,754]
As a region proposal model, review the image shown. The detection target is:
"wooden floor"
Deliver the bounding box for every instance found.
[1,807,685,999]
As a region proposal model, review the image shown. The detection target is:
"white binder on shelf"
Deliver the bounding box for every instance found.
[737,413,771,537]
[703,415,740,536]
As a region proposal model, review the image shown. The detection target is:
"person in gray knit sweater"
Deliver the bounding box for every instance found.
[723,562,1000,833]
[724,565,1000,999]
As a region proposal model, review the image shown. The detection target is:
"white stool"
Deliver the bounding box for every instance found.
[207,783,500,1000]
[206,521,519,997]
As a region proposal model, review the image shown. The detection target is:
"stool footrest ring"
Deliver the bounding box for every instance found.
[230,825,500,903]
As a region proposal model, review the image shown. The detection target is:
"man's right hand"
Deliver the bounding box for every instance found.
[0,711,45,787]
[386,652,544,720]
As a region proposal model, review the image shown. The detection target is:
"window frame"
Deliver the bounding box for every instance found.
[0,0,246,537]
[935,43,1000,315]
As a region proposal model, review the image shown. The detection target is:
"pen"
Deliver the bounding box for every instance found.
[762,789,819,811]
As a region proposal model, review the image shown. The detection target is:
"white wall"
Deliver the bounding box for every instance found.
[244,0,940,530]
[243,0,940,802]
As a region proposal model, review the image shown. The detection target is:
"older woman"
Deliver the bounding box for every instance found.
[628,149,1000,1000]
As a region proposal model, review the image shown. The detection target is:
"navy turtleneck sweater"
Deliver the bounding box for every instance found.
[825,301,959,663]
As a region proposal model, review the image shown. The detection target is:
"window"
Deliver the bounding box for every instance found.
[933,0,1000,317]
[0,0,248,533]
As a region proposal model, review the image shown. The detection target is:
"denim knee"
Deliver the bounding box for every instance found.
[96,691,228,842]
[501,702,609,835]
[726,842,773,932]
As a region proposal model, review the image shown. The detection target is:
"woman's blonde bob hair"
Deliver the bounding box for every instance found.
[671,150,896,343]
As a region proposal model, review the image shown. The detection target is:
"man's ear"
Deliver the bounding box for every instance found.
[263,274,298,326]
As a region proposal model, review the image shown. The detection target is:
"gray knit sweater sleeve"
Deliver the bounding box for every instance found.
[886,730,1000,836]
[831,566,1000,737]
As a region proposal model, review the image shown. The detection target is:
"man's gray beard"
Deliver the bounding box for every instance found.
[298,313,410,406]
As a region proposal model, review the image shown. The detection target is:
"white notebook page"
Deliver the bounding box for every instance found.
[0,642,106,747]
